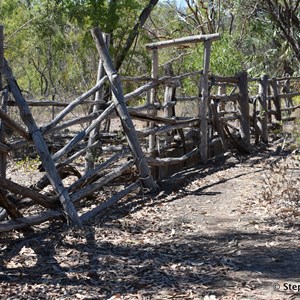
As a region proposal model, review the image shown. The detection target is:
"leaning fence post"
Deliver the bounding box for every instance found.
[3,59,82,226]
[259,74,269,143]
[199,40,211,163]
[91,27,158,193]
[237,71,251,150]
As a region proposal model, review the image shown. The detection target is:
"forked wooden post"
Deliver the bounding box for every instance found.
[91,27,158,192]
[3,60,82,226]
[237,71,251,150]
[199,40,211,163]
[259,74,269,143]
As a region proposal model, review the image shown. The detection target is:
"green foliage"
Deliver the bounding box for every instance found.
[1,0,299,99]
[16,156,41,173]
[1,0,150,97]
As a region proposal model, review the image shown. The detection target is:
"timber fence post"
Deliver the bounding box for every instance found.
[199,40,211,163]
[91,27,158,193]
[149,48,158,154]
[237,71,251,151]
[259,74,269,143]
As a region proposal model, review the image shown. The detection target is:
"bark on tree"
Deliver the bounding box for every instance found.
[114,0,159,71]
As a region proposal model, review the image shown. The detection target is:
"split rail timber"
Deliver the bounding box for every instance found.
[0,24,299,232]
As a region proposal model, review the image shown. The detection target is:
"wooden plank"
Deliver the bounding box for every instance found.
[91,27,158,192]
[146,33,220,50]
[3,59,81,226]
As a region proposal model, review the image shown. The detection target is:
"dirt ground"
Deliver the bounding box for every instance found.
[0,143,300,299]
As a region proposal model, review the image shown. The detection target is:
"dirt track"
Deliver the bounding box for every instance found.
[0,149,300,300]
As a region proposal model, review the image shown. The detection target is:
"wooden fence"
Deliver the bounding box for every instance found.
[0,25,299,232]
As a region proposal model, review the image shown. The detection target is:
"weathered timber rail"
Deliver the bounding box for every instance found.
[0,24,299,232]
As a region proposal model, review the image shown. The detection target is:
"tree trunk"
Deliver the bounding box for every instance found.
[114,0,159,71]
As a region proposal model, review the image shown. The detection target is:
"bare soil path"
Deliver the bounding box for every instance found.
[0,149,300,300]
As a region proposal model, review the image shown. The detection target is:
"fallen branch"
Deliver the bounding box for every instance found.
[80,181,140,223]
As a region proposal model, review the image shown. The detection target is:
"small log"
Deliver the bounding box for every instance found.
[80,181,140,223]
[46,111,103,135]
[70,160,135,203]
[0,108,31,140]
[275,91,300,99]
[211,75,239,84]
[35,165,81,191]
[60,140,102,166]
[280,105,300,112]
[0,210,63,233]
[146,33,220,50]
[0,176,56,208]
[146,148,198,166]
[210,93,239,102]
[0,189,23,219]
[0,142,10,153]
[129,110,199,125]
[3,59,81,226]
[137,121,199,138]
[275,76,300,81]
[68,149,128,192]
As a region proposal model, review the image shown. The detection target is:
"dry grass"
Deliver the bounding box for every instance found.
[258,154,300,226]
